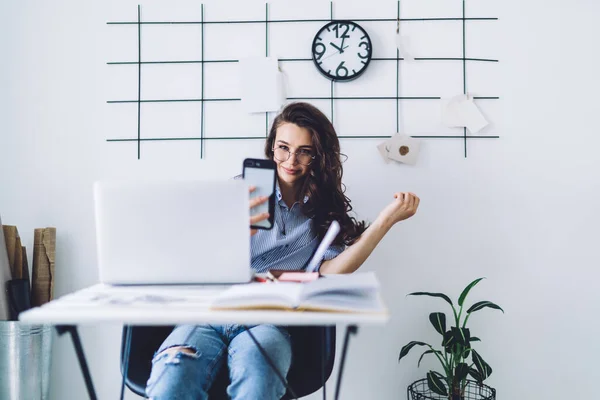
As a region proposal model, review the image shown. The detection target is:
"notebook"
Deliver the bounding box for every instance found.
[93,180,252,285]
[211,271,386,314]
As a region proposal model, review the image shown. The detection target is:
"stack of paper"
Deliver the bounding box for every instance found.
[377,133,421,165]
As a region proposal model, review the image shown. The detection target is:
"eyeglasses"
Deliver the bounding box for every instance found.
[272,145,316,166]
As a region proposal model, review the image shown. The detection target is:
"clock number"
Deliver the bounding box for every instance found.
[336,61,348,78]
[332,23,350,39]
[358,41,370,59]
[313,42,326,60]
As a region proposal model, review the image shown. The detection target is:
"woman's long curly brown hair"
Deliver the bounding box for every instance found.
[265,102,367,246]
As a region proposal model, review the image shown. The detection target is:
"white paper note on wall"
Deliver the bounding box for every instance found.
[386,133,421,165]
[461,97,488,134]
[441,94,468,128]
[377,139,392,164]
[395,34,415,62]
[240,56,285,114]
[441,94,489,134]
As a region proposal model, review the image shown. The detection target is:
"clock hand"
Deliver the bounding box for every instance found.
[321,45,349,61]
[329,42,344,53]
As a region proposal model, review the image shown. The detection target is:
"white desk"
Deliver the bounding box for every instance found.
[20,283,389,326]
[19,284,389,400]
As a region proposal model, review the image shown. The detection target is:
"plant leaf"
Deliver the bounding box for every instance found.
[408,292,453,306]
[468,367,483,383]
[467,301,504,314]
[398,341,429,362]
[432,371,446,381]
[462,347,471,359]
[429,312,446,335]
[458,278,485,306]
[471,350,493,380]
[442,330,455,349]
[485,364,493,379]
[451,327,471,346]
[417,349,438,368]
[470,337,481,342]
[454,363,470,382]
[427,371,448,396]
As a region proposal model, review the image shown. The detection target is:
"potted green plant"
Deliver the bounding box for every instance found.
[399,278,503,400]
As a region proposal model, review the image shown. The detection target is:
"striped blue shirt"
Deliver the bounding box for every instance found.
[250,183,345,273]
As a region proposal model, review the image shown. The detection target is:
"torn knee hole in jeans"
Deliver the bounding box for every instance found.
[154,345,200,365]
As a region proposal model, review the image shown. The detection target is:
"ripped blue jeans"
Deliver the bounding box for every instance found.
[145,324,292,400]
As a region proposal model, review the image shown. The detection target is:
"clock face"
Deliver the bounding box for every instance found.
[311,21,373,82]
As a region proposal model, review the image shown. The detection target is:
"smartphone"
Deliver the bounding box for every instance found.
[243,158,276,230]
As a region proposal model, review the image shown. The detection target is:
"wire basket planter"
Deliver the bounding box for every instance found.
[407,378,496,400]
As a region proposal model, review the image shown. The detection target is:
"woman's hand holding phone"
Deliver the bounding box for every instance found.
[244,158,276,232]
[249,186,270,236]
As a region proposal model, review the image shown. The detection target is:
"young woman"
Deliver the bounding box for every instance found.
[146,102,420,400]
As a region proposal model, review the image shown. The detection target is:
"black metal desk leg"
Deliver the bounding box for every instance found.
[120,325,133,400]
[322,327,327,400]
[56,325,98,400]
[334,324,358,400]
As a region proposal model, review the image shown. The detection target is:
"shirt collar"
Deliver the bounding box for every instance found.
[275,181,309,205]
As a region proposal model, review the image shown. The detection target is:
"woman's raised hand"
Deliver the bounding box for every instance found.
[377,192,420,228]
[249,186,270,236]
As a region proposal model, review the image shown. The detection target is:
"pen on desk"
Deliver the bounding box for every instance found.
[305,221,340,273]
[266,271,279,283]
[253,274,277,283]
[254,276,268,283]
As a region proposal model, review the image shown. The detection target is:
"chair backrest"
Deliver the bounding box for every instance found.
[120,325,336,399]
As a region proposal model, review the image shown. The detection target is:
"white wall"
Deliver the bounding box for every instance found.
[1,0,599,399]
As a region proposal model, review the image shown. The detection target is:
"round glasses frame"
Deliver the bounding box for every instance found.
[272,146,317,166]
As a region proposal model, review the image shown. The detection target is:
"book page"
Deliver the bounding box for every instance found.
[300,272,379,299]
[299,292,386,314]
[211,282,304,310]
[296,272,383,313]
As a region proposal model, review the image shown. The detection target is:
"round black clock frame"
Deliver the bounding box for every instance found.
[311,20,373,82]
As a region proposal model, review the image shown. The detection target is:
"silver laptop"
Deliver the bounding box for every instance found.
[93,180,252,285]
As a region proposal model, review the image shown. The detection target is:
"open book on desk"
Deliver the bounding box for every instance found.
[210,272,386,314]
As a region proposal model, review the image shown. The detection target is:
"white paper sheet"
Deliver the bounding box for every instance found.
[395,33,415,62]
[240,56,286,113]
[461,97,489,134]
[377,139,392,164]
[441,94,468,128]
[386,133,421,165]
[441,94,489,134]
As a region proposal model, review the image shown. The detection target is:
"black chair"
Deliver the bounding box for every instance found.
[120,325,336,399]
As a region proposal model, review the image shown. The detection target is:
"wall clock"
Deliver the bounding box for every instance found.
[311,20,373,82]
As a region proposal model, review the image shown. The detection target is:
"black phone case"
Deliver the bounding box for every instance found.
[243,158,276,230]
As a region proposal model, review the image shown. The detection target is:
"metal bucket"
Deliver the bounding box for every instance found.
[0,322,52,400]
